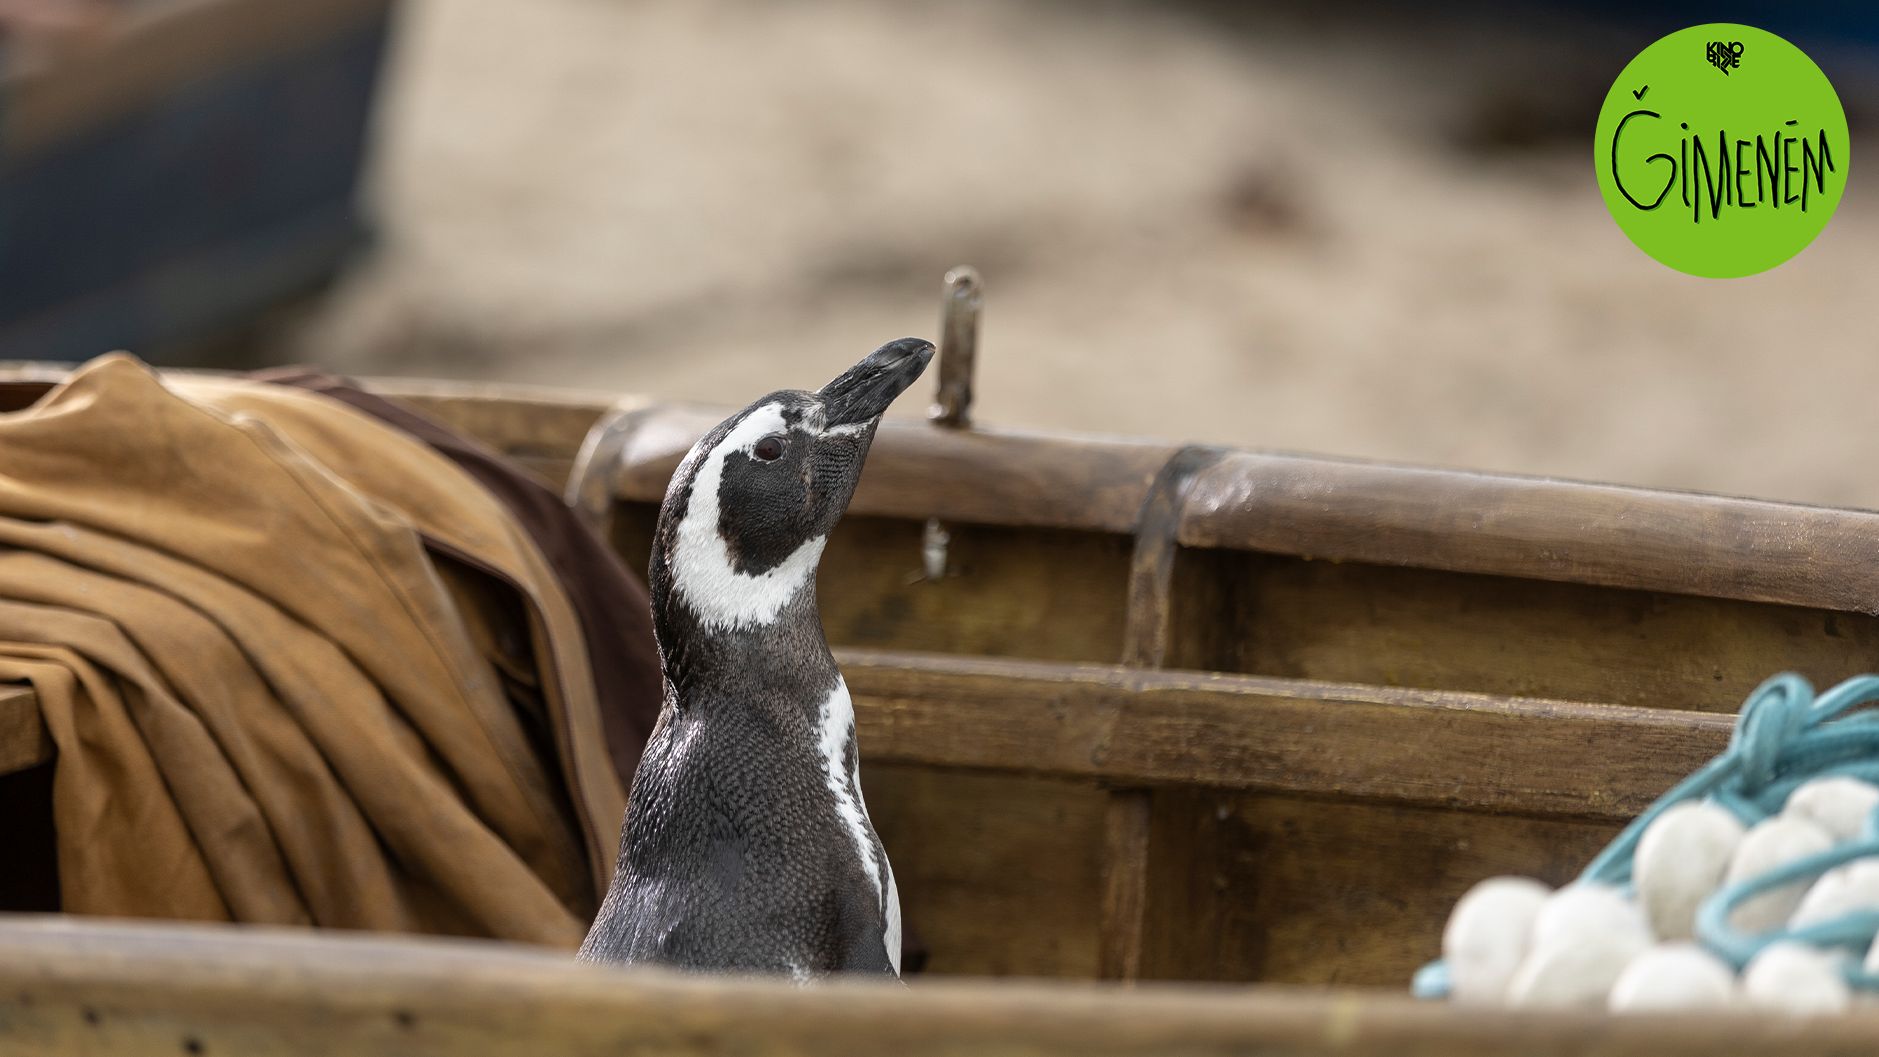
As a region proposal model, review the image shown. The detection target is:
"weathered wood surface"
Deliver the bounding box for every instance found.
[5,0,391,154]
[4,916,1879,1057]
[1133,791,1620,986]
[1105,447,1226,980]
[1097,789,1152,981]
[564,403,662,535]
[591,403,723,503]
[819,516,1134,664]
[1191,552,1879,715]
[0,685,48,776]
[1181,450,1879,615]
[0,372,1850,1008]
[863,742,1626,987]
[593,403,1178,534]
[559,397,1879,616]
[838,648,1732,821]
[606,507,1137,664]
[1120,446,1225,669]
[860,765,1106,978]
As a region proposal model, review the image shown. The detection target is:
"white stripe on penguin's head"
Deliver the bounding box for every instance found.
[668,401,827,631]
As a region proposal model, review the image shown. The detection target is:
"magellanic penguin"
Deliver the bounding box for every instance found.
[579,337,935,979]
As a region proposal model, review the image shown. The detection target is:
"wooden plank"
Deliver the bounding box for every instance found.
[1120,447,1225,668]
[5,0,391,154]
[850,423,1174,535]
[605,406,1178,535]
[867,768,1618,987]
[1143,792,1621,986]
[836,649,1732,821]
[1208,552,1879,715]
[579,402,1879,616]
[351,390,1879,619]
[599,403,727,504]
[1180,450,1879,615]
[861,764,1104,978]
[0,684,47,776]
[819,516,1133,664]
[866,766,1618,987]
[1108,450,1224,983]
[1098,789,1152,981]
[609,507,1136,663]
[7,916,1879,1056]
[563,403,653,536]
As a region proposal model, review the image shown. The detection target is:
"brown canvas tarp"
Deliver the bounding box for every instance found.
[0,354,627,948]
[252,367,663,794]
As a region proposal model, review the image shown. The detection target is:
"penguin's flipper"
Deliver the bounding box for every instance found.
[830,883,897,976]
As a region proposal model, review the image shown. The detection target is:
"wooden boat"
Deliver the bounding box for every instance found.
[0,0,391,360]
[6,352,1879,1052]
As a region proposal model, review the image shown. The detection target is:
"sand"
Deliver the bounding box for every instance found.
[292,0,1879,509]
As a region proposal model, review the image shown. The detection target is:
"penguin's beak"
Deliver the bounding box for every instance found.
[818,338,936,427]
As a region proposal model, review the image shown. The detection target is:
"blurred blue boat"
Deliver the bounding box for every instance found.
[0,0,391,362]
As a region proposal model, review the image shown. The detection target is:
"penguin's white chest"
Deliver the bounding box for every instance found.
[815,678,902,975]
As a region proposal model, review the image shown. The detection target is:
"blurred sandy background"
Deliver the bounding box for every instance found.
[283,0,1879,509]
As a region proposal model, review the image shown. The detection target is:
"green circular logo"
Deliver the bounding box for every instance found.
[1595,24,1848,278]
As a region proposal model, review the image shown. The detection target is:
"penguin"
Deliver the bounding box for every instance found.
[579,336,935,979]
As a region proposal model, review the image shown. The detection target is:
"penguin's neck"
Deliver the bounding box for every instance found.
[655,575,841,718]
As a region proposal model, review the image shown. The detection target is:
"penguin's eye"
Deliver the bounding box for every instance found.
[753,436,786,462]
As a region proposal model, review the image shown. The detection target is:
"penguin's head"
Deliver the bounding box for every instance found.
[653,337,935,634]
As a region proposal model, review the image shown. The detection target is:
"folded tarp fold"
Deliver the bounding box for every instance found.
[0,354,630,948]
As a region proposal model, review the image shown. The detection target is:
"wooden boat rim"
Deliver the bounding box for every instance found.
[4,914,1879,1056]
[523,388,1879,616]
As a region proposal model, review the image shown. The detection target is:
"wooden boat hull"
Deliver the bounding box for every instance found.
[5,915,1879,1057]
[529,385,1879,986]
[5,371,1879,1051]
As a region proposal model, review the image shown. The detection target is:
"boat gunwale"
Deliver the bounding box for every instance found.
[514,391,1879,616]
[1,914,1876,1056]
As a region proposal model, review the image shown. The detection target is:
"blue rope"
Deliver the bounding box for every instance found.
[1415,672,1879,1000]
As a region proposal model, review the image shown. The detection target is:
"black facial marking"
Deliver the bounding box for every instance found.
[714,419,878,578]
[716,426,816,575]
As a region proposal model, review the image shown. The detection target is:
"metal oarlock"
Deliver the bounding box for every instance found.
[928,266,980,429]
